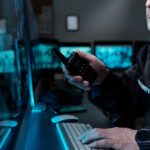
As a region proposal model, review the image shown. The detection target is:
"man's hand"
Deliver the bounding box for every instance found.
[79,127,140,150]
[62,51,109,90]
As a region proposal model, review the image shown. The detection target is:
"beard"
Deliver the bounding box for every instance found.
[146,21,150,31]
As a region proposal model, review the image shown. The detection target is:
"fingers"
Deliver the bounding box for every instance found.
[83,81,90,88]
[79,128,106,144]
[79,128,113,149]
[88,138,113,149]
[68,77,91,91]
[68,75,82,83]
[62,64,91,90]
[79,127,138,150]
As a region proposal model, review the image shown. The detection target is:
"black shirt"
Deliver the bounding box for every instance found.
[90,45,150,149]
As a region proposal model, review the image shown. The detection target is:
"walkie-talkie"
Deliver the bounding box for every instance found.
[52,48,97,85]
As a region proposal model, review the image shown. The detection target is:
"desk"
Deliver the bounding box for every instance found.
[12,93,112,150]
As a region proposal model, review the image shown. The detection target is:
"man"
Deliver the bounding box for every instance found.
[62,0,150,149]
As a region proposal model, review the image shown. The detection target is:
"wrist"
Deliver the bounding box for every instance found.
[135,128,150,149]
[94,67,110,85]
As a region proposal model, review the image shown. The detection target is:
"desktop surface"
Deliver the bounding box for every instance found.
[14,93,112,150]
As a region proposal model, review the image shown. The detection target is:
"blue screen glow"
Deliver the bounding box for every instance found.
[0,50,16,73]
[59,46,92,58]
[32,44,61,69]
[95,45,133,69]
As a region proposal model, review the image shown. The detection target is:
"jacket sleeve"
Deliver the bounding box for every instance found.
[89,46,149,118]
[135,128,150,150]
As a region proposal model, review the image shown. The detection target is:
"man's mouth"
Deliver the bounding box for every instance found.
[146,14,150,19]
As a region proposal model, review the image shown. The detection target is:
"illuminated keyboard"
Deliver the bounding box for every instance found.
[56,123,103,150]
[0,127,11,149]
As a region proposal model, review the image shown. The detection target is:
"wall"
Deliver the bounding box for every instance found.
[0,0,38,39]
[0,0,17,35]
[53,0,149,42]
[0,0,149,42]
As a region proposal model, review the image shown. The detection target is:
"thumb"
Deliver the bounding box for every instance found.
[76,51,93,63]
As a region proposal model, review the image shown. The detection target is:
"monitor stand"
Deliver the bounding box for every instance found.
[32,102,46,113]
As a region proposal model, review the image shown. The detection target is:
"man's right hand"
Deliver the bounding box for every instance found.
[62,51,110,91]
[78,127,139,150]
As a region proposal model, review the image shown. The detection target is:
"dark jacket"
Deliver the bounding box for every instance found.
[90,45,150,148]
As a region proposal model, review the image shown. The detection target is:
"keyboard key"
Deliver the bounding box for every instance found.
[56,123,95,150]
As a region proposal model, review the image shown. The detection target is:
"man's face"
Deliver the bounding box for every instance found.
[146,0,150,31]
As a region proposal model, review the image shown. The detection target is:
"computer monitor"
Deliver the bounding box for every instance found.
[59,42,93,58]
[0,50,16,73]
[0,48,24,120]
[28,38,61,112]
[0,0,35,124]
[94,41,133,70]
[18,38,60,70]
[13,0,40,111]
[32,38,60,70]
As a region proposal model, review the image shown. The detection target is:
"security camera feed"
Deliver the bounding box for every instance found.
[0,50,16,73]
[32,44,61,69]
[19,43,61,70]
[59,46,92,58]
[95,45,133,69]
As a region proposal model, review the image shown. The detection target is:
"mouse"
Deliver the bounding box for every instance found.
[51,114,79,123]
[0,120,18,127]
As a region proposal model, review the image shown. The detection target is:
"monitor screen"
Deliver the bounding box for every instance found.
[94,41,133,69]
[0,50,16,73]
[0,0,37,121]
[19,38,60,70]
[32,43,60,69]
[59,43,92,58]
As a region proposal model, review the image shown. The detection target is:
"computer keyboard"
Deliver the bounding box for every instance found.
[56,122,108,150]
[0,127,11,149]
